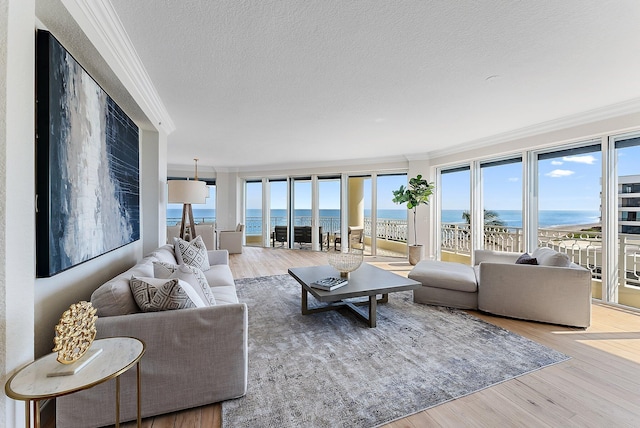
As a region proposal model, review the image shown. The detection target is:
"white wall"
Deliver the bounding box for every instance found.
[428,112,640,168]
[0,6,168,427]
[34,244,142,357]
[141,129,168,253]
[0,1,35,426]
[216,171,242,230]
[28,7,169,361]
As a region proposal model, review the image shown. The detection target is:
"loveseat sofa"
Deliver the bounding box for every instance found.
[56,244,248,428]
[475,248,592,327]
[410,247,592,327]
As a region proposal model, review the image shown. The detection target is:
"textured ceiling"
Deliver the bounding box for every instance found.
[108,0,640,170]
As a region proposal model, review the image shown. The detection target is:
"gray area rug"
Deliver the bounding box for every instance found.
[222,274,569,427]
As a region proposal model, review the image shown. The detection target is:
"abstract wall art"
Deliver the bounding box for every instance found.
[35,30,140,277]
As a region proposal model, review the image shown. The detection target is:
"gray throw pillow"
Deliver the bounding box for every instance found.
[129,276,206,312]
[515,253,538,265]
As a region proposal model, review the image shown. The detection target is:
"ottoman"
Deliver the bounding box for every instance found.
[408,260,479,309]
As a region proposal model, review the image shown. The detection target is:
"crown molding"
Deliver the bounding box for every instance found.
[427,97,640,160]
[168,154,410,177]
[61,0,175,135]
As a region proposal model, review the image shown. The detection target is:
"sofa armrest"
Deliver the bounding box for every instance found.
[57,304,248,428]
[478,262,592,327]
[474,249,522,265]
[218,231,243,254]
[208,249,229,265]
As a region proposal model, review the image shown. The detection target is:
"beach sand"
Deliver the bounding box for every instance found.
[546,223,601,232]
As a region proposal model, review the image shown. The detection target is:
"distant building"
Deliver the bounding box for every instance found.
[619,175,640,234]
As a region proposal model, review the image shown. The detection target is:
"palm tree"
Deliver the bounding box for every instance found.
[461,209,506,227]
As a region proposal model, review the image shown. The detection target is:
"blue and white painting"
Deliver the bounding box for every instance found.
[36,32,139,277]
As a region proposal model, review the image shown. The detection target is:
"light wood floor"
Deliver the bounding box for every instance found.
[110,246,640,427]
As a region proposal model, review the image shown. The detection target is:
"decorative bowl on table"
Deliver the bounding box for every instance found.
[327,248,364,277]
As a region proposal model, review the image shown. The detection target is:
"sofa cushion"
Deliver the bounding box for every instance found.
[174,235,211,271]
[532,247,571,267]
[210,285,240,305]
[515,253,538,265]
[153,262,216,306]
[150,244,179,264]
[129,276,206,311]
[204,265,236,287]
[408,260,477,293]
[91,259,155,317]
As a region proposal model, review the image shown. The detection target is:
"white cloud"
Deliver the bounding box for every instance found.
[546,169,575,178]
[562,155,597,165]
[508,177,519,182]
[551,160,563,165]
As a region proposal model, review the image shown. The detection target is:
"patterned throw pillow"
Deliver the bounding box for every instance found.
[152,261,216,306]
[129,276,206,312]
[174,235,210,271]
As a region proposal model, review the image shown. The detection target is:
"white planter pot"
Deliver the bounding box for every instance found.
[408,245,424,265]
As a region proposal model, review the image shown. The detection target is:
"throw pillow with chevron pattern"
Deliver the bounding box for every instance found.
[129,276,206,311]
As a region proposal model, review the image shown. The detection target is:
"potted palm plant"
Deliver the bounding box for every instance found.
[392,174,435,265]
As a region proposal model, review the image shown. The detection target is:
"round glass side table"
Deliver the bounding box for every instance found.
[5,337,145,428]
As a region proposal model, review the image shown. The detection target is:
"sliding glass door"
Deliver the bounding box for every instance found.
[269,179,288,247]
[480,157,523,252]
[613,134,640,309]
[318,176,341,250]
[536,143,602,298]
[245,180,262,247]
[440,166,471,263]
[375,174,407,258]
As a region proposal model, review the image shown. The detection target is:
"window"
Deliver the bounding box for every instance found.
[481,157,523,252]
[245,180,262,246]
[614,134,640,307]
[440,166,471,262]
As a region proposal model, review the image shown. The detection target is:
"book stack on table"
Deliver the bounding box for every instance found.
[311,277,348,291]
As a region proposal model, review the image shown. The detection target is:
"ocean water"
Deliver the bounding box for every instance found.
[169,208,600,229]
[442,209,601,228]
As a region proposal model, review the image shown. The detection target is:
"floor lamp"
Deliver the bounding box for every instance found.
[168,160,208,240]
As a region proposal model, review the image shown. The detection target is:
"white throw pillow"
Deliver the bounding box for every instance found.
[531,247,571,267]
[129,276,206,312]
[174,235,210,271]
[152,261,216,306]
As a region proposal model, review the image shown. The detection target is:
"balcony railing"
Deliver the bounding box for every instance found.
[167,217,215,226]
[244,216,409,242]
[441,223,640,290]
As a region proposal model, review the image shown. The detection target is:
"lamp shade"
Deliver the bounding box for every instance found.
[168,180,208,204]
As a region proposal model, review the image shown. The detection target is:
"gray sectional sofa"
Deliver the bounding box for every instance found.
[56,244,248,428]
[410,247,592,327]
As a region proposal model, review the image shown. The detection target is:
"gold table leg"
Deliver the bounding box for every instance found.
[25,401,30,428]
[34,400,40,428]
[137,361,142,427]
